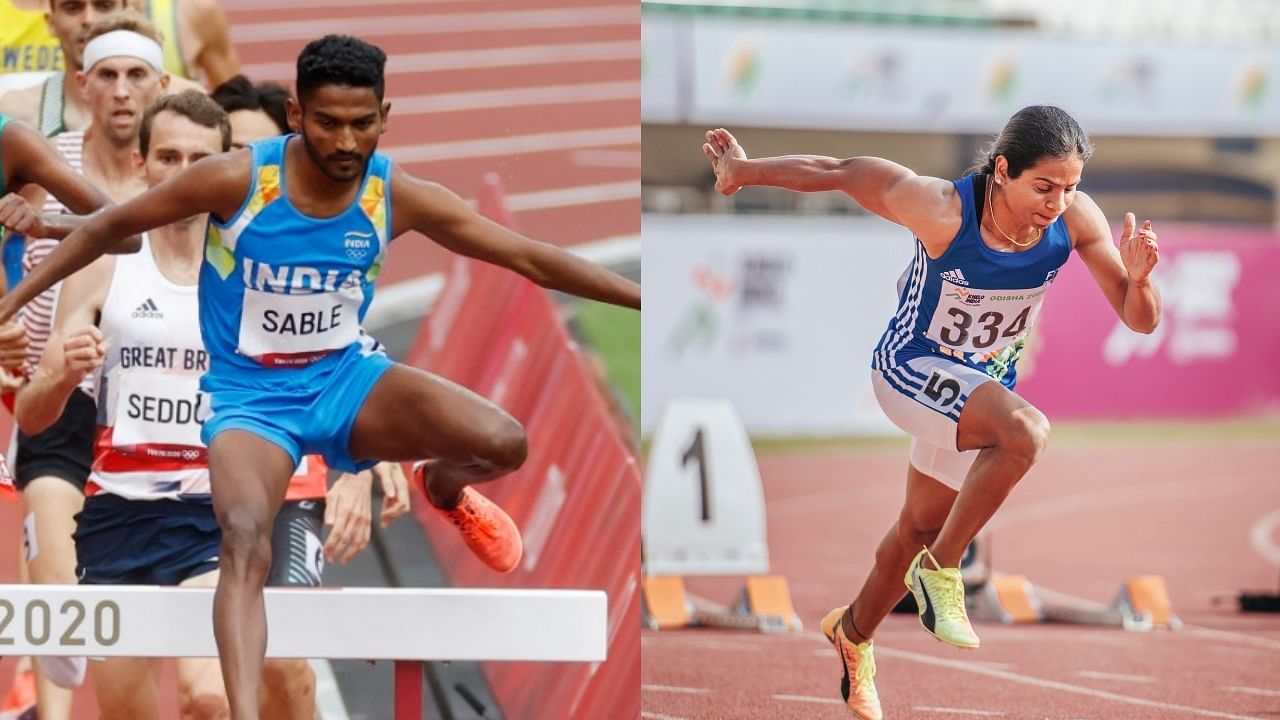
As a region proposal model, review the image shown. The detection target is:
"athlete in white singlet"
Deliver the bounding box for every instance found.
[703,107,1161,718]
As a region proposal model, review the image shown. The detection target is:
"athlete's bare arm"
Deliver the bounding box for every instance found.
[1065,192,1160,334]
[0,86,41,128]
[0,193,143,253]
[14,254,114,435]
[2,119,109,214]
[391,167,641,310]
[184,0,240,88]
[702,128,961,251]
[0,151,250,324]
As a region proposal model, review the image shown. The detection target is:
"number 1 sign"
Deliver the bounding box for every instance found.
[643,398,769,576]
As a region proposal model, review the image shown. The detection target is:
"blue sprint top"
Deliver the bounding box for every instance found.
[201,134,391,383]
[871,173,1072,388]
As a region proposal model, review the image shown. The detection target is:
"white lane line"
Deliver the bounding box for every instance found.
[392,80,636,115]
[387,126,637,164]
[641,684,710,694]
[239,41,637,82]
[1181,627,1280,653]
[1249,508,1280,566]
[873,645,1265,720]
[913,707,1005,717]
[505,181,637,212]
[1224,685,1280,697]
[231,7,637,43]
[1077,670,1156,683]
[772,694,843,705]
[641,712,690,720]
[571,149,641,168]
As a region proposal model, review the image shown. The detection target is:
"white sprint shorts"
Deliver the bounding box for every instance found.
[871,355,996,490]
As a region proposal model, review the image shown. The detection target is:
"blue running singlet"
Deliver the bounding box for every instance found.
[871,173,1072,390]
[198,135,394,472]
[202,134,390,377]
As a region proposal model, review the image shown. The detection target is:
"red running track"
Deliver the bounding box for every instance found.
[0,0,637,716]
[642,425,1280,719]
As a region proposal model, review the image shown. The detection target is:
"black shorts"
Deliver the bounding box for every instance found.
[15,388,95,491]
[268,499,326,587]
[75,494,220,585]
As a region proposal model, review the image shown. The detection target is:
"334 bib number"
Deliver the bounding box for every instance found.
[938,306,1030,349]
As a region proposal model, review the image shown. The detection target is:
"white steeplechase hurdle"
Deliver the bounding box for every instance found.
[0,584,607,718]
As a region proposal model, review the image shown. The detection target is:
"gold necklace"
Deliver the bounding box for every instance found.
[987,176,1041,248]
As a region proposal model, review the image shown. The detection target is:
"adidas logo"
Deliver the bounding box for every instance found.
[940,269,969,286]
[131,298,163,319]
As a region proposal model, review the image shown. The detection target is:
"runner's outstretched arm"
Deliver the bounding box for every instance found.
[701,127,957,237]
[0,152,248,325]
[391,167,640,310]
[0,194,142,252]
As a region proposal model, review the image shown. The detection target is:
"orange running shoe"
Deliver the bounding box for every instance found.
[416,463,522,573]
[0,666,38,720]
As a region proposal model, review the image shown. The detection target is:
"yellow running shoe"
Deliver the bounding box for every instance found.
[904,546,980,649]
[819,607,882,720]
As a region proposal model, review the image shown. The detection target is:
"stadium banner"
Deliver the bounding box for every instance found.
[641,15,1280,137]
[1020,225,1280,418]
[642,213,913,437]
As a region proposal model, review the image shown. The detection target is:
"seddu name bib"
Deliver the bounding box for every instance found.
[238,284,363,367]
[112,372,207,457]
[925,279,1050,355]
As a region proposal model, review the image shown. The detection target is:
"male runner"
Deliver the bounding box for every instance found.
[208,70,413,720]
[0,34,641,719]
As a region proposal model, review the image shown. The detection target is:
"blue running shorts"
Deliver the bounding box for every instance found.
[201,345,394,473]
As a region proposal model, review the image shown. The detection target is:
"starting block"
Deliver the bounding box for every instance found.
[642,576,693,630]
[968,575,1043,624]
[641,575,803,634]
[1113,575,1181,630]
[733,575,803,632]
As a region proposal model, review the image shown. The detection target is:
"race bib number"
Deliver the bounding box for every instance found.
[238,287,363,366]
[926,281,1047,354]
[112,372,206,451]
[915,367,963,411]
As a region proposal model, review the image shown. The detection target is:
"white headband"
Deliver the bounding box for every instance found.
[82,30,164,73]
